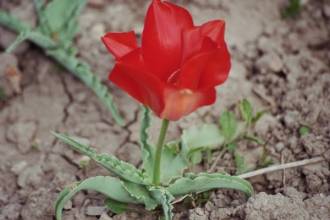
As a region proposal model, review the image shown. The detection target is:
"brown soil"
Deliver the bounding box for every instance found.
[0,0,329,220]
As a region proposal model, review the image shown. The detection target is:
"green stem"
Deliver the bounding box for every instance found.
[153,119,170,185]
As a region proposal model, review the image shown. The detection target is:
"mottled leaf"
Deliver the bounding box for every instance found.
[139,107,154,179]
[168,173,253,197]
[149,188,174,220]
[160,143,188,184]
[53,132,146,185]
[55,176,139,220]
[121,181,158,210]
[42,0,87,44]
[182,124,224,160]
[106,198,128,214]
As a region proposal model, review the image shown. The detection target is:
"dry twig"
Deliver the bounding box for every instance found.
[239,156,324,179]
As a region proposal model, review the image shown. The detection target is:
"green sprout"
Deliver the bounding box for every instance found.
[299,126,311,136]
[282,0,302,18]
[0,87,6,101]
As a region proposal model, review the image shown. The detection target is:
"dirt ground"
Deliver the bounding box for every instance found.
[0,0,329,220]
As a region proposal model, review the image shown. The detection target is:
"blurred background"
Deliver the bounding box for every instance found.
[0,0,329,219]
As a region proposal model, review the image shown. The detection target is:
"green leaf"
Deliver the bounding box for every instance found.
[299,126,310,136]
[33,0,49,34]
[149,188,174,220]
[219,111,238,143]
[139,107,154,179]
[53,132,147,185]
[182,124,225,159]
[252,110,266,123]
[42,0,86,43]
[226,143,237,153]
[0,87,6,101]
[106,198,128,214]
[244,135,265,145]
[122,181,158,210]
[239,99,253,124]
[160,143,188,185]
[234,152,250,175]
[55,176,140,220]
[5,31,31,53]
[189,151,203,165]
[168,172,253,197]
[282,0,301,18]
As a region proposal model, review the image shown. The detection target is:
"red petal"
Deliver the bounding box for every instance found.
[109,49,165,114]
[199,45,231,88]
[201,20,225,47]
[181,20,226,63]
[161,87,216,120]
[142,0,193,80]
[177,19,230,90]
[177,42,230,90]
[102,31,138,59]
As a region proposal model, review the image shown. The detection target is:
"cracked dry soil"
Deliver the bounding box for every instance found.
[0,0,329,220]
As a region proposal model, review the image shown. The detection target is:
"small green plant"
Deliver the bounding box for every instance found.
[53,107,253,220]
[0,0,123,125]
[0,87,6,101]
[187,99,270,174]
[282,0,302,18]
[299,125,311,136]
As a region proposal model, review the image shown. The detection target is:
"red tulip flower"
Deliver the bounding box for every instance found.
[102,0,231,121]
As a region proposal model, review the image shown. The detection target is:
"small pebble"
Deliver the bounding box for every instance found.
[86,206,106,216]
[11,161,28,175]
[99,212,113,220]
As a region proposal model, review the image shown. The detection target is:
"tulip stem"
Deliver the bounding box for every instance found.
[152,119,170,185]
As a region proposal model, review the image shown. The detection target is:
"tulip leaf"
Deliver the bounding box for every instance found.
[5,31,30,53]
[121,181,158,210]
[55,176,140,220]
[140,107,155,179]
[53,132,147,185]
[181,124,224,162]
[39,0,87,46]
[106,198,128,214]
[160,143,188,185]
[167,173,253,197]
[149,188,174,220]
[219,111,238,143]
[0,10,123,126]
[239,99,253,124]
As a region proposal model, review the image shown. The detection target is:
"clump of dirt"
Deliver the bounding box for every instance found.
[187,188,330,220]
[0,0,329,220]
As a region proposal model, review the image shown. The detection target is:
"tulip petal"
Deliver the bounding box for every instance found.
[199,45,231,89]
[102,31,138,59]
[176,42,230,90]
[109,49,165,114]
[142,0,193,80]
[201,20,226,47]
[181,20,226,63]
[161,87,216,121]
